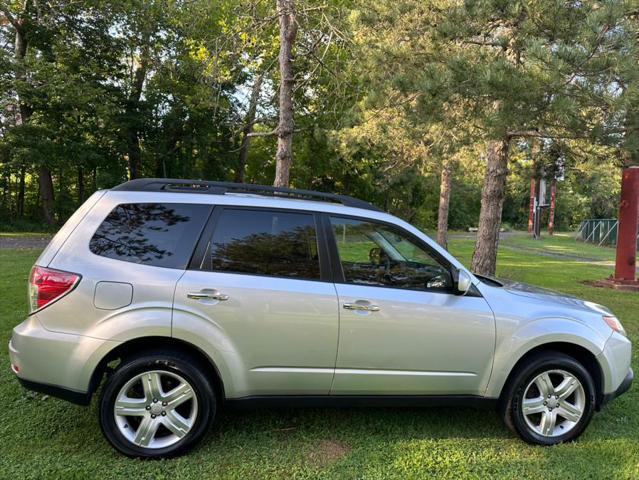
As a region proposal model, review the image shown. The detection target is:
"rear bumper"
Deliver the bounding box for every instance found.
[9,315,117,403]
[601,368,633,408]
[17,377,91,405]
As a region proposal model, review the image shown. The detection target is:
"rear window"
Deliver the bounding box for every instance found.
[90,203,211,269]
[201,208,320,280]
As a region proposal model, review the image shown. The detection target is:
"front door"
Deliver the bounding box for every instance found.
[174,207,339,397]
[326,215,495,396]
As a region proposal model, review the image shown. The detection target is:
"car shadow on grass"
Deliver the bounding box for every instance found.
[211,406,509,443]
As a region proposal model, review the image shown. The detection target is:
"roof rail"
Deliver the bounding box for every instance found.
[112,178,382,212]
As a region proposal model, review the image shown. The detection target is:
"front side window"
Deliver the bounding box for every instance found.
[90,203,211,269]
[330,216,452,291]
[203,209,320,280]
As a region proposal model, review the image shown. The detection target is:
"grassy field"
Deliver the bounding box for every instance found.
[0,235,637,479]
[498,232,628,262]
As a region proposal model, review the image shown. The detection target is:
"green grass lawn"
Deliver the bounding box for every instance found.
[0,232,52,238]
[499,232,627,262]
[1,237,638,479]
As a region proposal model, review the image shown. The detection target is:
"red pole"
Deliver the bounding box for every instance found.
[527,178,536,234]
[614,167,639,282]
[548,179,557,235]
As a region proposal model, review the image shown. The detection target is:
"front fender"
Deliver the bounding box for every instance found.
[485,316,611,399]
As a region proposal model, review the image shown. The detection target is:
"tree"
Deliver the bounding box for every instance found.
[617,10,639,167]
[273,0,298,187]
[1,0,55,223]
[340,4,481,244]
[241,0,354,188]
[472,139,509,273]
[436,1,627,275]
[0,0,632,239]
[236,72,264,183]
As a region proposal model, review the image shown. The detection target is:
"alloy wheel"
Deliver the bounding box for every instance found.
[113,370,198,449]
[521,369,586,437]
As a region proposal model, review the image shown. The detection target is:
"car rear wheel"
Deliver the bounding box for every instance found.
[501,352,596,445]
[99,351,215,458]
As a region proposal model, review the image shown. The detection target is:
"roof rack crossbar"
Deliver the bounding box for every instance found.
[112,178,382,212]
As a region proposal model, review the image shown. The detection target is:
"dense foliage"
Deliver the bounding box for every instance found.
[0,0,636,233]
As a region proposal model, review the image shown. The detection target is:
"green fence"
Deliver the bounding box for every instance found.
[576,219,639,248]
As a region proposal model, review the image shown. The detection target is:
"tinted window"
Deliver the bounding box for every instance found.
[204,209,320,280]
[90,203,211,268]
[330,216,452,291]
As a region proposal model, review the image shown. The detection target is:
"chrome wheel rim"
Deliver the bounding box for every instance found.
[113,370,198,449]
[522,369,585,437]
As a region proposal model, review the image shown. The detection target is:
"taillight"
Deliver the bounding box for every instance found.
[28,266,80,313]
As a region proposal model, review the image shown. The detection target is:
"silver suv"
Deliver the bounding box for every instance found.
[9,179,633,457]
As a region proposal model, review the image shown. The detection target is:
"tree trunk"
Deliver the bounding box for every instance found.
[127,132,142,180]
[126,46,150,180]
[436,158,453,249]
[236,73,264,183]
[13,14,32,126]
[548,179,557,235]
[273,0,298,188]
[155,157,166,178]
[2,173,9,216]
[471,138,510,276]
[527,177,535,234]
[77,166,85,204]
[12,9,31,219]
[17,164,25,217]
[38,166,55,225]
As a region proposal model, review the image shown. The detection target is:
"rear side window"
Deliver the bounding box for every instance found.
[201,208,320,280]
[90,203,211,269]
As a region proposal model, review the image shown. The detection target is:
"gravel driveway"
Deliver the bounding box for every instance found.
[0,235,52,250]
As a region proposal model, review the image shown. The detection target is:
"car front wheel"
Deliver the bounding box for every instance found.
[99,351,216,458]
[501,352,596,445]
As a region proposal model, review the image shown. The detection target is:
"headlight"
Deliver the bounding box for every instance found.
[603,315,626,336]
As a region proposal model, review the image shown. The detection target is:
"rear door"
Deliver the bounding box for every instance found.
[173,207,339,396]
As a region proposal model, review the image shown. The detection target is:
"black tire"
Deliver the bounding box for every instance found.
[500,351,596,445]
[99,350,216,458]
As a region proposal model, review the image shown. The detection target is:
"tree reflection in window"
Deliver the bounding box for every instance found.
[90,203,210,269]
[208,210,320,280]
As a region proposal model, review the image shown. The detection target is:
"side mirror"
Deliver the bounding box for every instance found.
[456,269,472,295]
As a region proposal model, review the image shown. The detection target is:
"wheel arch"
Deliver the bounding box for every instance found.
[88,336,225,403]
[497,342,604,408]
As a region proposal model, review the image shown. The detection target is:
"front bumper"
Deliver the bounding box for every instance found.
[601,368,633,407]
[597,331,632,397]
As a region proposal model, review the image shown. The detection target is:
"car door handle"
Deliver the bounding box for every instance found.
[187,291,229,301]
[343,302,380,312]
